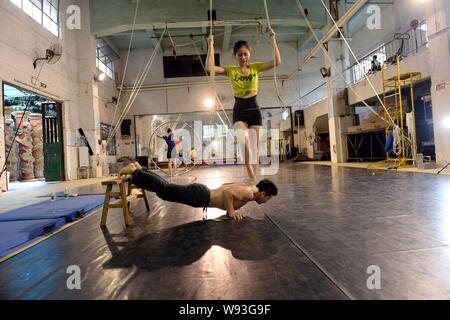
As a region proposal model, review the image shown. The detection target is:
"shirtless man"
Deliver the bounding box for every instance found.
[119,162,277,220]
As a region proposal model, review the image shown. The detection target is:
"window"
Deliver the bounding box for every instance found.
[203,124,228,139]
[100,123,117,156]
[203,125,215,139]
[419,22,429,48]
[216,125,227,137]
[10,0,60,37]
[96,46,115,80]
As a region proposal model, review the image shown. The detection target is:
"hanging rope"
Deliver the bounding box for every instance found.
[317,0,394,126]
[293,0,389,125]
[191,39,234,129]
[106,31,166,146]
[392,125,402,156]
[107,0,140,144]
[112,31,165,134]
[263,0,286,111]
[209,0,216,116]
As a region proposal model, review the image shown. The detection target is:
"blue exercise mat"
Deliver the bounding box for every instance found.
[0,218,66,257]
[0,194,105,222]
[0,195,106,259]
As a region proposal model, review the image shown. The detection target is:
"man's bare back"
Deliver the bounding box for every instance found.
[209,183,258,211]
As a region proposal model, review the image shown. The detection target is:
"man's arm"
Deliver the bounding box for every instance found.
[223,189,243,220]
[223,186,253,220]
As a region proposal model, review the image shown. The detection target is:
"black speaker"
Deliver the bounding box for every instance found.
[121,119,132,136]
[207,10,216,21]
[295,110,304,127]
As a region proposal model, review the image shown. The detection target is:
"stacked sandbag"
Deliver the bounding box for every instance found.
[30,113,44,178]
[360,112,387,131]
[4,107,17,181]
[13,111,35,180]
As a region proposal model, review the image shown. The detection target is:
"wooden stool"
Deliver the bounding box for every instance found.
[100,179,136,227]
[127,182,150,212]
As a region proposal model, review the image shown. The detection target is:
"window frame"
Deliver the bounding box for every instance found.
[96,45,115,80]
[10,0,60,38]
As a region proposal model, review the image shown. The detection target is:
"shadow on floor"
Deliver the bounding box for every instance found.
[101,217,281,272]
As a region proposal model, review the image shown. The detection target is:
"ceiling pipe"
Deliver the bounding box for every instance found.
[93,19,323,38]
[118,75,289,92]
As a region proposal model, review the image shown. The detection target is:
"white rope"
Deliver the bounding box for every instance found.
[106,31,165,144]
[263,0,286,111]
[293,0,388,124]
[112,32,164,135]
[107,0,140,144]
[191,40,234,129]
[392,125,402,156]
[166,26,177,57]
[209,0,216,115]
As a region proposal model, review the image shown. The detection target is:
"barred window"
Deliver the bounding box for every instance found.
[96,47,115,80]
[203,125,228,139]
[203,125,215,139]
[10,0,60,37]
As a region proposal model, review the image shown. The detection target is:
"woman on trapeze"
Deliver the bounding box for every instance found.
[206,28,281,185]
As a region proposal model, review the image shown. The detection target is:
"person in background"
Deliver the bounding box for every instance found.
[156,123,187,176]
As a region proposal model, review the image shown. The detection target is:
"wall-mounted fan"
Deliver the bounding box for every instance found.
[32,44,63,69]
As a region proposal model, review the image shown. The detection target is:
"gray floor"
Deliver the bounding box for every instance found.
[1,163,450,299]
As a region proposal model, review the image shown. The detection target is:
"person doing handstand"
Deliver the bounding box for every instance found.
[119,162,278,220]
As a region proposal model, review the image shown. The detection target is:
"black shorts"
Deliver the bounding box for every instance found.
[232,96,262,127]
[167,146,175,159]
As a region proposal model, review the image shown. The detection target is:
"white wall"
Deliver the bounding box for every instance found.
[295,44,328,108]
[0,0,117,192]
[303,98,329,159]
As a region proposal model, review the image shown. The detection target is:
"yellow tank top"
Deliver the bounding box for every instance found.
[224,62,262,96]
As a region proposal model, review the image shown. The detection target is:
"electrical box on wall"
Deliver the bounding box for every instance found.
[295,110,304,127]
[422,95,432,124]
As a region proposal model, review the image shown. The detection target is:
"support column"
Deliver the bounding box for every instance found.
[74,0,102,178]
[323,1,354,163]
[427,0,450,167]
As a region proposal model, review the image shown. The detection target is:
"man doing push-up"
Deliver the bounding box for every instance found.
[119,162,277,220]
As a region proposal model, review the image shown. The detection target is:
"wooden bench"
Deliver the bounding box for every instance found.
[101,178,149,227]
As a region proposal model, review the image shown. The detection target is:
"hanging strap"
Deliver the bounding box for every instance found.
[209,0,216,116]
[263,0,286,111]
